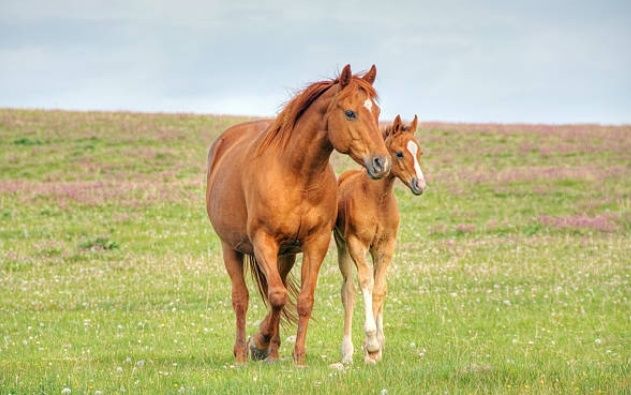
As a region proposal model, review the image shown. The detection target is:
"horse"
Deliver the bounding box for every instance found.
[205,65,390,365]
[333,114,426,364]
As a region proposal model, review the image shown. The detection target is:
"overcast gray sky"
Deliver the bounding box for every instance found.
[1,0,630,123]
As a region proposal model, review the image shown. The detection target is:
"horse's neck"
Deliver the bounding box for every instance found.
[278,104,333,184]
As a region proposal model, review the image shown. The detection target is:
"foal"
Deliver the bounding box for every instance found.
[334,115,426,364]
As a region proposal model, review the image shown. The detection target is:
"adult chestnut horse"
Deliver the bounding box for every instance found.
[206,65,390,365]
[334,115,426,364]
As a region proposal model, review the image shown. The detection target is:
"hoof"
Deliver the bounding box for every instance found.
[364,337,380,353]
[248,336,269,361]
[234,345,248,364]
[293,352,307,367]
[264,355,279,364]
[364,353,378,365]
[235,354,248,365]
[341,338,354,365]
[370,348,383,362]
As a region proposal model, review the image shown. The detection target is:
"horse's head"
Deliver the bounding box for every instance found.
[383,115,426,195]
[326,65,390,179]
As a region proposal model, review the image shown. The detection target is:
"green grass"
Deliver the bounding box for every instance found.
[1,109,630,394]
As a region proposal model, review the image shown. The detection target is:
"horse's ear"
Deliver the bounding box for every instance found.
[409,114,419,133]
[339,64,352,87]
[362,65,377,85]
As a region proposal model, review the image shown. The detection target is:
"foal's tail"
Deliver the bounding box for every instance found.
[247,255,299,326]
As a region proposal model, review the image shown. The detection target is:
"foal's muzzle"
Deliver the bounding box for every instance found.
[410,176,425,195]
[365,155,390,179]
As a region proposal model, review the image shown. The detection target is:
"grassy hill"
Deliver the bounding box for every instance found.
[1,109,629,393]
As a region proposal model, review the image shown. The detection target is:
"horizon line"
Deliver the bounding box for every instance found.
[1,106,630,128]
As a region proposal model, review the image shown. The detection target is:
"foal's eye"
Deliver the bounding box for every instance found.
[395,151,404,158]
[344,110,356,120]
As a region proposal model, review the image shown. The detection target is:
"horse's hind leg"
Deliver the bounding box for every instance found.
[221,242,248,364]
[335,233,356,364]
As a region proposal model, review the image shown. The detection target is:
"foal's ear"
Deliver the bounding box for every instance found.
[362,65,377,85]
[409,114,419,133]
[392,114,403,133]
[339,64,352,88]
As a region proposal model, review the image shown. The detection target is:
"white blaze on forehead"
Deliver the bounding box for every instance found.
[406,140,427,188]
[363,98,373,111]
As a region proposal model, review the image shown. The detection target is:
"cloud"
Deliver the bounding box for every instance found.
[1,0,630,122]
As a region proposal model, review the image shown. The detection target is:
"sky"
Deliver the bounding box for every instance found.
[1,0,630,124]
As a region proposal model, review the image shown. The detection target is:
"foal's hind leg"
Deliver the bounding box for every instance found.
[336,235,356,364]
[346,236,379,363]
[221,242,248,364]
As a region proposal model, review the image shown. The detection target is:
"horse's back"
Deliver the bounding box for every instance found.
[207,120,270,175]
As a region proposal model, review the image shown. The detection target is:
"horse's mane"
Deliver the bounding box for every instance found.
[257,73,377,153]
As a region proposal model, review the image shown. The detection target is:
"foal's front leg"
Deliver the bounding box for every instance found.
[370,238,396,362]
[347,236,379,363]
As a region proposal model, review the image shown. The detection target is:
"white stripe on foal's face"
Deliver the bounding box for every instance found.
[406,140,426,189]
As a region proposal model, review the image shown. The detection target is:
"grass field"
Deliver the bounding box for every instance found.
[1,108,630,394]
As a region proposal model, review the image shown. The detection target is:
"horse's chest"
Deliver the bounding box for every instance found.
[285,196,336,234]
[252,187,336,239]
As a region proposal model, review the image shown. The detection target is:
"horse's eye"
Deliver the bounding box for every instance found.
[395,151,404,158]
[344,110,356,120]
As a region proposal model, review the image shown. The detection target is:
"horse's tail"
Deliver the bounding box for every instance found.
[246,254,299,326]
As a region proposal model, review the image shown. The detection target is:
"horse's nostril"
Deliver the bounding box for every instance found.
[372,156,385,172]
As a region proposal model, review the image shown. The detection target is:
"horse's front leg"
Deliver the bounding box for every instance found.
[293,231,330,366]
[248,231,285,362]
[346,236,379,363]
[265,253,297,361]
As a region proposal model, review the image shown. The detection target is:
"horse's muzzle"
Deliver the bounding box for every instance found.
[365,155,390,179]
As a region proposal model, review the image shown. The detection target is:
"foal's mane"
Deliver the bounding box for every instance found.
[382,122,413,139]
[257,74,377,153]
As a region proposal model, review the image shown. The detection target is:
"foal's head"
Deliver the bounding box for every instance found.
[327,65,390,179]
[383,115,427,195]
